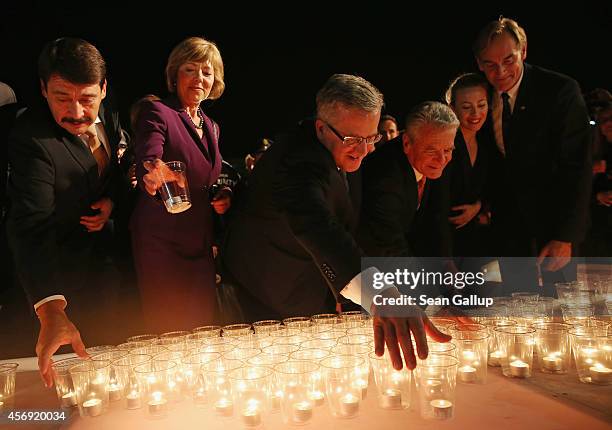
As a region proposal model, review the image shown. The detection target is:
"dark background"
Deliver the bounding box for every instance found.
[0,2,610,357]
[1,3,610,160]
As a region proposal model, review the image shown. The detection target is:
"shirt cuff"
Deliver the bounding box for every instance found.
[340,267,399,314]
[34,295,67,312]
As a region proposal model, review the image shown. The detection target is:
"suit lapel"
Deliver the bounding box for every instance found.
[178,110,212,161]
[60,131,97,190]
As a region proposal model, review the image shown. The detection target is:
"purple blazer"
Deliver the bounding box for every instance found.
[130,96,222,254]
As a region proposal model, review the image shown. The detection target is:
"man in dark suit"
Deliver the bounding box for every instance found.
[473,17,592,291]
[359,101,457,258]
[7,38,124,386]
[223,74,450,370]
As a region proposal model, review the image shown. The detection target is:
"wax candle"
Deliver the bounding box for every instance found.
[82,398,103,417]
[126,391,141,410]
[108,383,122,401]
[458,365,477,383]
[242,404,262,427]
[542,355,563,372]
[589,364,612,384]
[215,398,233,417]
[489,351,505,367]
[61,391,77,408]
[148,391,167,416]
[379,388,402,409]
[292,401,313,423]
[339,393,359,418]
[509,360,530,378]
[430,399,453,420]
[308,390,325,406]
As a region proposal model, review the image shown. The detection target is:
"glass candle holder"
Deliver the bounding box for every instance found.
[369,352,410,410]
[262,344,300,361]
[235,334,274,350]
[496,326,536,378]
[453,330,488,384]
[204,358,244,418]
[224,347,262,361]
[129,345,168,357]
[300,339,337,351]
[126,334,159,344]
[562,304,596,325]
[181,351,221,407]
[533,322,571,374]
[229,366,272,428]
[482,319,517,367]
[311,330,347,343]
[69,359,112,418]
[201,342,237,356]
[320,355,364,419]
[271,334,310,346]
[252,320,282,335]
[222,323,253,338]
[428,341,457,357]
[91,350,130,401]
[570,330,612,384]
[282,316,313,330]
[290,348,329,363]
[51,358,85,409]
[269,327,302,340]
[274,361,321,425]
[246,354,289,413]
[0,363,18,413]
[331,344,370,399]
[511,292,540,303]
[156,331,190,346]
[133,361,177,418]
[311,314,339,332]
[414,354,458,420]
[346,326,375,338]
[339,311,369,328]
[112,354,151,410]
[192,325,222,338]
[86,345,116,356]
[337,334,371,346]
[428,318,457,335]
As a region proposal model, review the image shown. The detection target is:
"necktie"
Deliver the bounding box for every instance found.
[501,92,512,155]
[417,177,426,208]
[85,125,109,177]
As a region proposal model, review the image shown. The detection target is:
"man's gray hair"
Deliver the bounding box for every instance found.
[316,74,384,121]
[404,101,459,142]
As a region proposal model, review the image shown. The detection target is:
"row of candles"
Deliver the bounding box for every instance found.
[49,312,610,424]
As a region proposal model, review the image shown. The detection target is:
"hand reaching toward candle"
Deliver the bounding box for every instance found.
[35,300,89,388]
[371,288,451,370]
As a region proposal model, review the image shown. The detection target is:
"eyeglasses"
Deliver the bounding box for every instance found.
[323,121,382,148]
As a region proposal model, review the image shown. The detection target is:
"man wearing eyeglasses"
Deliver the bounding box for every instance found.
[223,74,450,370]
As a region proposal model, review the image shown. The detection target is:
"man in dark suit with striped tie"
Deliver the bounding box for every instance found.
[7,38,126,387]
[473,17,591,291]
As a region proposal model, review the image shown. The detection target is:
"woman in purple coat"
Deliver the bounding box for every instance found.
[130,37,228,332]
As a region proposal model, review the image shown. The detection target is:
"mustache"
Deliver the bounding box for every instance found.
[61,117,92,125]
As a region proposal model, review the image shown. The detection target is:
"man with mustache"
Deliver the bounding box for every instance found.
[7,38,126,387]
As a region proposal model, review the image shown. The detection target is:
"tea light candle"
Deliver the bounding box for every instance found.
[489,351,505,367]
[148,392,167,415]
[458,365,477,383]
[380,388,402,409]
[542,354,563,372]
[430,399,453,420]
[339,393,359,418]
[589,364,612,384]
[308,390,325,406]
[108,383,122,401]
[242,402,262,427]
[61,391,77,408]
[292,401,313,423]
[509,360,530,378]
[215,398,233,417]
[82,398,103,417]
[126,391,141,409]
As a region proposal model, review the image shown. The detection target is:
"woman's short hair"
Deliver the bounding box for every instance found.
[445,73,490,106]
[165,37,225,99]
